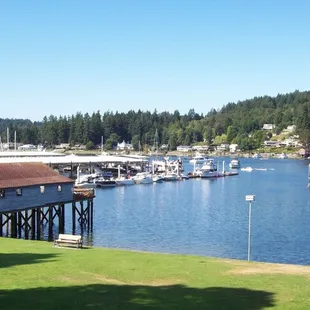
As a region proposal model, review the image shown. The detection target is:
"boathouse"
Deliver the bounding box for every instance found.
[0,162,94,240]
[0,162,74,213]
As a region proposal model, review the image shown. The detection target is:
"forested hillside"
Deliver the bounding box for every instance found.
[1,90,310,151]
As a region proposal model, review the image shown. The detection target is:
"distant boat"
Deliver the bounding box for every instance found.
[115,176,135,186]
[252,153,262,159]
[163,172,181,181]
[199,159,221,178]
[114,165,135,185]
[241,167,253,172]
[279,153,288,159]
[132,172,153,184]
[189,153,208,164]
[229,158,241,169]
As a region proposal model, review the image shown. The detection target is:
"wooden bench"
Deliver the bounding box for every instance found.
[54,234,83,249]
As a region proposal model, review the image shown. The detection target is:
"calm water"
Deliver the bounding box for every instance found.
[67,157,310,265]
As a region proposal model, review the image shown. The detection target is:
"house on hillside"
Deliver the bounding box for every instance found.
[177,145,192,152]
[263,141,279,147]
[192,145,209,152]
[262,124,276,130]
[229,144,239,153]
[0,163,74,213]
[18,144,37,151]
[216,144,230,151]
[282,125,296,134]
[116,140,133,151]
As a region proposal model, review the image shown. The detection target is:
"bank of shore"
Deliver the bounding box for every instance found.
[166,150,302,159]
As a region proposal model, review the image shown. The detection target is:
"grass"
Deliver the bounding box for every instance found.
[1,238,310,309]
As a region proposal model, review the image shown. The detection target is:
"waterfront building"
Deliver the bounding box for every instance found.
[0,162,74,213]
[117,140,133,151]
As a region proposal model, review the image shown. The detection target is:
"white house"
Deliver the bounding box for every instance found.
[116,140,133,150]
[18,144,37,151]
[262,124,276,130]
[229,144,239,153]
[283,125,296,133]
[177,145,192,152]
[263,140,279,147]
[217,144,229,151]
[192,145,209,152]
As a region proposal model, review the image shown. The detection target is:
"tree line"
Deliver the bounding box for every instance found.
[1,90,310,151]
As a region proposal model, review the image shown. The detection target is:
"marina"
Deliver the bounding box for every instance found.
[1,153,310,266]
[81,156,310,266]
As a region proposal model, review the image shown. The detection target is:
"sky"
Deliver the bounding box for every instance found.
[1,0,310,121]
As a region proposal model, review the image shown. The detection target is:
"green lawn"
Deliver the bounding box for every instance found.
[0,238,310,309]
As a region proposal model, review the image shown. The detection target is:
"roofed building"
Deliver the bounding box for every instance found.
[0,162,74,213]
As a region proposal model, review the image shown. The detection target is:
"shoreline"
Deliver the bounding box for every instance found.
[165,150,303,159]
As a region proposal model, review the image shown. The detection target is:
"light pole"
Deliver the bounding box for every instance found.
[245,195,255,262]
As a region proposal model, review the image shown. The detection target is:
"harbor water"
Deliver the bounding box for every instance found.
[67,157,310,265]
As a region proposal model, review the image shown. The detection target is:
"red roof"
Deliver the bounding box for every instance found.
[0,162,74,189]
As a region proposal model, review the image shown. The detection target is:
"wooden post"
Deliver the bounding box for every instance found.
[31,209,36,240]
[87,200,90,231]
[36,208,41,240]
[0,213,3,237]
[10,212,17,238]
[58,204,64,234]
[80,201,84,224]
[90,199,94,231]
[6,214,9,237]
[70,161,73,178]
[48,205,53,242]
[72,202,76,234]
[18,211,22,238]
[80,201,84,234]
[62,204,65,232]
[24,210,29,239]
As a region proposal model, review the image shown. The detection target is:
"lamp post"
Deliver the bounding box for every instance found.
[245,195,255,261]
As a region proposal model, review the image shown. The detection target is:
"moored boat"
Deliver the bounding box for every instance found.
[279,153,288,159]
[189,153,209,164]
[229,158,241,169]
[132,172,153,184]
[115,176,135,186]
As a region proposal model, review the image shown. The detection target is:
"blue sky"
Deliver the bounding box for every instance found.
[1,0,310,121]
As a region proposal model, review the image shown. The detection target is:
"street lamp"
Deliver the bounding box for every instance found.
[245,194,255,261]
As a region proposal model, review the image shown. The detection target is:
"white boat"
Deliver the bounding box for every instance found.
[132,172,153,184]
[229,158,241,169]
[252,153,262,159]
[74,180,97,189]
[114,165,135,185]
[241,167,253,172]
[163,172,181,181]
[279,153,288,159]
[115,176,135,186]
[95,178,118,188]
[199,159,220,178]
[75,166,97,188]
[189,152,208,164]
[152,174,165,183]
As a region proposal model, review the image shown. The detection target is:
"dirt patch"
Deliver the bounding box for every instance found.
[58,276,82,283]
[80,272,126,285]
[144,279,182,287]
[80,272,181,286]
[220,259,310,276]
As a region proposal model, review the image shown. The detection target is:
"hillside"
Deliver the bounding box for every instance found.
[1,90,310,151]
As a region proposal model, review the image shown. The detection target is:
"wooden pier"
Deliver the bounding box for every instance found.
[0,189,95,241]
